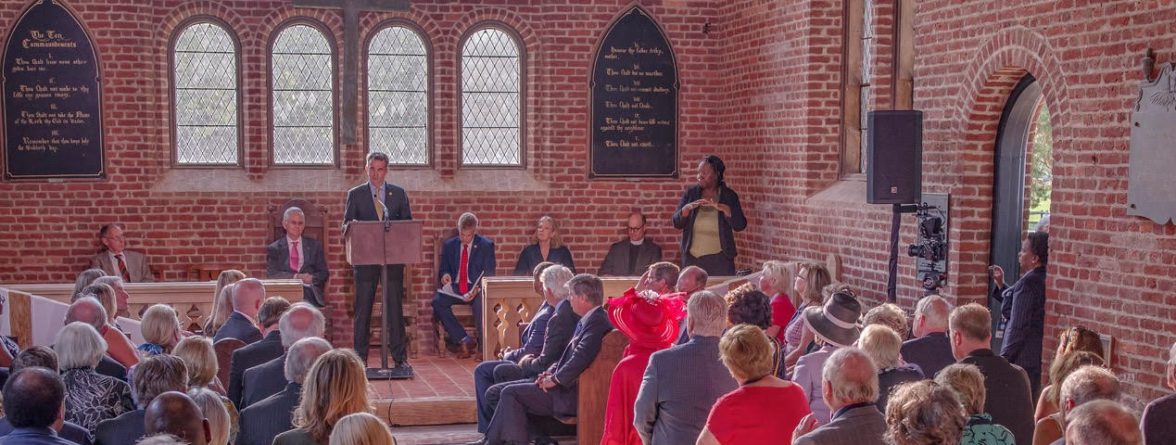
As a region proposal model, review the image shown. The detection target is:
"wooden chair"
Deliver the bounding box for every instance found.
[213,338,247,390]
[430,228,476,357]
[267,198,328,244]
[557,329,629,444]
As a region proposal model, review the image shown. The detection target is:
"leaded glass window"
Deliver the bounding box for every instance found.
[367,25,428,165]
[860,0,874,174]
[272,24,335,165]
[173,22,239,165]
[461,27,521,166]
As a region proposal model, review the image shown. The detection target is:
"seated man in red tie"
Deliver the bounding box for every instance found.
[266,207,330,307]
[432,212,496,359]
[90,223,155,283]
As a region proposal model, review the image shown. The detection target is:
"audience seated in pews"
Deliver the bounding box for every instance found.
[239,303,325,409]
[1141,341,1176,445]
[144,391,210,445]
[94,355,189,445]
[0,367,76,445]
[758,260,795,344]
[858,324,923,412]
[204,270,246,337]
[1035,326,1105,422]
[1065,400,1141,445]
[173,337,238,439]
[474,263,572,434]
[991,231,1049,396]
[238,337,331,445]
[138,304,183,357]
[791,347,886,445]
[950,303,1035,445]
[672,265,707,344]
[633,261,679,297]
[936,363,1016,445]
[90,275,132,320]
[1049,366,1122,445]
[68,294,138,368]
[72,268,107,300]
[188,388,230,445]
[781,263,832,371]
[227,297,292,406]
[862,303,910,341]
[56,322,135,431]
[90,223,155,283]
[266,207,330,308]
[328,412,397,445]
[213,278,266,344]
[599,285,685,445]
[477,274,613,445]
[432,212,496,358]
[793,286,862,425]
[697,324,809,445]
[900,294,954,378]
[0,347,94,445]
[274,349,371,445]
[514,215,576,275]
[723,284,785,378]
[1032,351,1104,445]
[633,290,736,445]
[598,211,662,277]
[883,380,966,445]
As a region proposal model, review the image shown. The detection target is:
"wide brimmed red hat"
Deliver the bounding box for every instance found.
[606,288,687,347]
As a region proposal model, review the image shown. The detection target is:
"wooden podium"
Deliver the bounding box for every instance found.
[344,220,422,379]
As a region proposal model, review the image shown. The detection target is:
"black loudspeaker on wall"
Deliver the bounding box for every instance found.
[867,110,924,204]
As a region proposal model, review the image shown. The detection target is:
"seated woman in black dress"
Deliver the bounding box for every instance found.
[514,215,576,275]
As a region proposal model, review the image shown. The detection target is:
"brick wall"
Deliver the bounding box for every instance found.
[1,0,1174,404]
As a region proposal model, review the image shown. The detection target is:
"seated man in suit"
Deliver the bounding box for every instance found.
[239,304,325,409]
[1142,341,1176,445]
[900,294,954,378]
[266,207,330,308]
[227,297,291,407]
[0,367,75,445]
[477,274,614,445]
[949,303,1034,445]
[0,349,94,445]
[89,224,154,283]
[1065,400,1141,445]
[213,278,265,344]
[432,212,496,358]
[143,392,210,445]
[598,212,662,276]
[792,347,887,445]
[94,355,188,445]
[236,337,331,445]
[675,265,709,344]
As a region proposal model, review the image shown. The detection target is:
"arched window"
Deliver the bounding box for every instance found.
[172,21,240,165]
[271,23,335,165]
[367,24,429,165]
[460,26,522,166]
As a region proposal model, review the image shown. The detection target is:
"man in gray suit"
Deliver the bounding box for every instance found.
[598,212,662,276]
[236,337,331,445]
[792,347,887,445]
[89,224,154,283]
[633,290,736,445]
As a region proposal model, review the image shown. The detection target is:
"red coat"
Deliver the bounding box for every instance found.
[601,343,666,445]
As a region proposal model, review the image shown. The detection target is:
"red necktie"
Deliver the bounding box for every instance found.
[458,244,470,294]
[289,240,300,271]
[115,254,130,282]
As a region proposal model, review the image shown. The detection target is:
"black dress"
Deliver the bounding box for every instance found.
[513,244,576,275]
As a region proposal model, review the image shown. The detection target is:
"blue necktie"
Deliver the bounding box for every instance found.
[572,320,585,338]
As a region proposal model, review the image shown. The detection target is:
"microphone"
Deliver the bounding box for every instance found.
[374,193,389,221]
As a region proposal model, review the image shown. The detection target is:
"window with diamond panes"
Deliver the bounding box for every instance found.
[461,27,521,166]
[271,24,335,165]
[173,22,239,165]
[367,25,428,165]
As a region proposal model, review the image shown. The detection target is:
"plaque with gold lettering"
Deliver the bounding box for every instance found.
[2,0,104,180]
[589,7,678,178]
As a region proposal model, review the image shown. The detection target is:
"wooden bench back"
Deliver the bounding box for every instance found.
[575,329,629,445]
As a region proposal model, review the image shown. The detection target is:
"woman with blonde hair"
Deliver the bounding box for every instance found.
[189,387,232,445]
[759,260,795,343]
[513,215,576,275]
[204,269,245,336]
[1031,351,1105,445]
[884,380,967,445]
[1034,326,1104,421]
[275,349,373,445]
[173,336,240,438]
[328,413,397,445]
[782,262,832,369]
[139,304,182,356]
[935,363,1014,445]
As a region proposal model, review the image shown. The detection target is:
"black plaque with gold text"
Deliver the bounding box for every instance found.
[590,7,678,178]
[2,0,103,180]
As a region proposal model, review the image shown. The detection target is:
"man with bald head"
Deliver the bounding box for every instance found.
[237,337,332,445]
[144,392,210,445]
[1065,400,1141,445]
[792,347,887,445]
[63,297,130,381]
[227,297,291,407]
[0,367,74,445]
[901,294,954,377]
[240,303,325,408]
[213,278,264,344]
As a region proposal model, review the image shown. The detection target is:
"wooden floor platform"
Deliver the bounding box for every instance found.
[369,355,479,427]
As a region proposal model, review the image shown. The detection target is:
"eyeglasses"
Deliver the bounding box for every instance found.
[627,226,645,231]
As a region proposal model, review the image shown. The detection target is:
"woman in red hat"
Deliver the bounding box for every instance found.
[600,288,686,445]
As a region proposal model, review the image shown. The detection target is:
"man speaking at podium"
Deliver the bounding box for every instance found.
[343,152,413,376]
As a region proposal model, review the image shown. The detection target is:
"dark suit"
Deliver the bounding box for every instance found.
[598,239,662,276]
[94,356,126,382]
[671,184,747,275]
[214,312,262,344]
[474,300,569,432]
[633,336,737,445]
[92,409,144,445]
[961,349,1035,445]
[89,250,153,283]
[513,244,576,276]
[794,403,887,445]
[342,182,412,363]
[240,353,287,409]
[1142,393,1176,445]
[432,234,496,345]
[996,266,1046,395]
[0,427,76,445]
[266,236,330,307]
[228,330,284,407]
[237,382,302,445]
[900,332,954,379]
[486,306,613,444]
[0,419,92,445]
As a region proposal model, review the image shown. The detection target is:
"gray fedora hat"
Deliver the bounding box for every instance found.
[802,290,863,348]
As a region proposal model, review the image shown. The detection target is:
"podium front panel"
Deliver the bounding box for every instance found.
[345,220,423,266]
